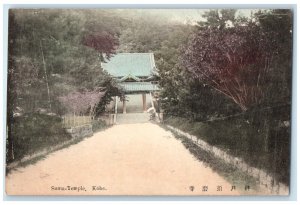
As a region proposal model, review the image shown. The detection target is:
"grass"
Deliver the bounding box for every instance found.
[163,115,290,186]
[6,114,109,174]
[6,128,94,175]
[7,113,72,163]
[166,126,263,194]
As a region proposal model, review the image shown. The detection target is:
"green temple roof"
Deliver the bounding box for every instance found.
[102,53,156,78]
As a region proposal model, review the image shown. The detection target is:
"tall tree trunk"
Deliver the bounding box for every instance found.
[39,40,52,111]
[7,10,17,163]
[264,119,270,152]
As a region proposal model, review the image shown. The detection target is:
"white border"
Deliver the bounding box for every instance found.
[1,0,299,204]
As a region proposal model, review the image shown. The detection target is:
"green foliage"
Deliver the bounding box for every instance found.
[117,11,175,53]
[6,9,292,185]
[7,9,123,161]
[165,108,290,185]
[170,126,259,192]
[8,9,122,115]
[184,9,292,111]
[160,9,292,185]
[7,113,72,162]
[198,9,237,29]
[92,119,108,132]
[254,9,292,106]
[94,77,124,116]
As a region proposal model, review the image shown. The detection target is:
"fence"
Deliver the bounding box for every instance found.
[62,115,92,128]
[98,114,115,125]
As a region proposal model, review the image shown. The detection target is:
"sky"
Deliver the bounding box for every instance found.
[116,9,257,24]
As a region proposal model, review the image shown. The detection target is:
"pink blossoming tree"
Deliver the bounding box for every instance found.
[58,89,105,117]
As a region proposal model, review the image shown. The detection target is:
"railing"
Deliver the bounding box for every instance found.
[62,115,92,128]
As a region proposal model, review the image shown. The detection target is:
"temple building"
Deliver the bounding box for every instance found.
[102,53,159,119]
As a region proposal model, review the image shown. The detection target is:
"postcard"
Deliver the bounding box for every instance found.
[5,8,292,196]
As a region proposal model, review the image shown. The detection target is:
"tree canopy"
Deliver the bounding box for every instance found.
[8,9,123,117]
[183,9,292,111]
[8,8,292,119]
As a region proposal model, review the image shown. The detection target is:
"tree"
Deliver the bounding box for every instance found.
[82,31,119,61]
[58,89,105,117]
[254,9,292,106]
[184,26,268,111]
[94,77,124,116]
[154,24,194,116]
[117,11,177,53]
[6,9,123,161]
[198,9,237,30]
[7,10,18,160]
[183,9,292,112]
[183,10,281,111]
[7,9,122,114]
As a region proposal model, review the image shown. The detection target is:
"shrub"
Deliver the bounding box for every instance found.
[92,119,107,132]
[164,110,290,185]
[7,113,72,162]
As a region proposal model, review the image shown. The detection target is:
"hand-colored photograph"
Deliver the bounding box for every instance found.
[5,8,292,196]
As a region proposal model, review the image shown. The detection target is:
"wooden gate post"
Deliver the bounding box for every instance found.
[142,93,147,112]
[114,96,118,124]
[122,99,127,114]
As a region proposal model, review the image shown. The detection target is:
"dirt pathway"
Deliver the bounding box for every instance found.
[6,123,241,196]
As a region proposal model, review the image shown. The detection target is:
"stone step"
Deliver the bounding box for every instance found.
[116,113,151,124]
